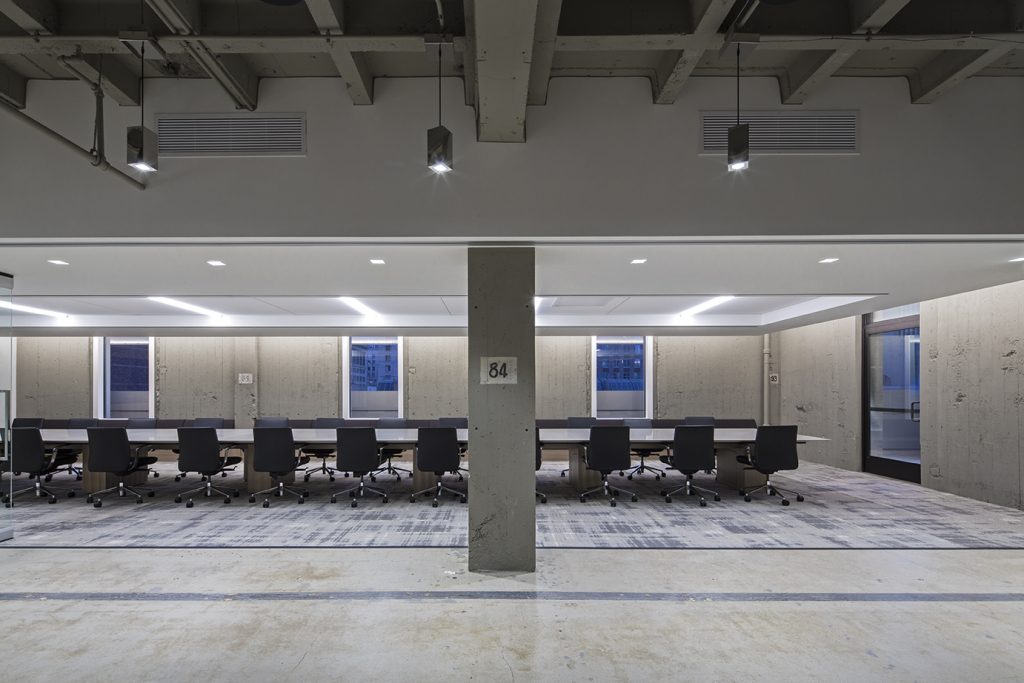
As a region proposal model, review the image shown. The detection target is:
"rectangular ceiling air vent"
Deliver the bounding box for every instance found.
[701,110,858,155]
[156,113,306,157]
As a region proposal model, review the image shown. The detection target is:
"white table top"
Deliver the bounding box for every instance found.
[39,427,827,445]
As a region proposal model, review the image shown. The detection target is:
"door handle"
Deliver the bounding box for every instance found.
[910,401,920,422]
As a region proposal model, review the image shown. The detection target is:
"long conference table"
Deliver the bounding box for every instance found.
[38,428,827,495]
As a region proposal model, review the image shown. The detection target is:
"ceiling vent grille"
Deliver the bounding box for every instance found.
[701,111,858,155]
[156,113,306,157]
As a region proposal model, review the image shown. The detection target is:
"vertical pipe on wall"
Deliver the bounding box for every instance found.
[762,333,771,426]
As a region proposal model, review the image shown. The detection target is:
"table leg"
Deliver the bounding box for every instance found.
[715,445,767,493]
[411,446,439,495]
[568,444,601,491]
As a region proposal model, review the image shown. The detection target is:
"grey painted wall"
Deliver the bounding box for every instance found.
[154,337,238,420]
[405,337,467,419]
[257,336,339,419]
[15,336,92,418]
[777,317,863,471]
[921,281,1024,510]
[536,336,589,418]
[654,336,762,421]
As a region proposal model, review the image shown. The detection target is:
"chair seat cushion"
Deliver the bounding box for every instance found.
[736,455,752,465]
[632,447,666,456]
[137,456,159,466]
[301,447,336,456]
[224,456,242,466]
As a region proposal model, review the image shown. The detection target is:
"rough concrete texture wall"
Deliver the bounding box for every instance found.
[655,336,762,421]
[921,281,1024,510]
[257,337,339,419]
[405,337,468,419]
[155,337,238,420]
[536,336,590,418]
[778,318,862,471]
[15,337,92,418]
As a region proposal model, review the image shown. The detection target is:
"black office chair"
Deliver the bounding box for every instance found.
[84,428,158,508]
[660,416,716,470]
[51,417,96,481]
[410,427,466,507]
[126,417,162,479]
[255,416,289,428]
[579,426,637,507]
[438,417,470,478]
[561,416,597,477]
[622,418,665,480]
[6,418,44,476]
[736,425,805,506]
[173,418,230,481]
[300,417,346,482]
[660,426,721,506]
[249,427,309,507]
[535,433,547,504]
[2,429,77,506]
[330,428,388,507]
[374,417,412,481]
[173,428,242,507]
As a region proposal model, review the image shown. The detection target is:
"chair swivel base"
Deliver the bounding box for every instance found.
[621,455,666,481]
[411,479,466,508]
[371,459,412,482]
[579,476,637,507]
[330,476,388,507]
[175,479,240,507]
[303,457,337,482]
[536,489,547,504]
[4,480,76,507]
[740,476,805,506]
[249,480,308,507]
[661,477,720,506]
[86,480,155,508]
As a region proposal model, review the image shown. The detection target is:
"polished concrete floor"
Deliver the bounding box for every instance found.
[3,546,1023,681]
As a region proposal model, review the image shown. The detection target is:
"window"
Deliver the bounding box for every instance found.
[345,337,401,418]
[593,336,650,418]
[105,337,152,419]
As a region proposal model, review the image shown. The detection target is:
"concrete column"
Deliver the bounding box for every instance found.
[467,247,536,573]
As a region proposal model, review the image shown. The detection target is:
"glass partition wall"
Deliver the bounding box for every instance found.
[1,273,12,541]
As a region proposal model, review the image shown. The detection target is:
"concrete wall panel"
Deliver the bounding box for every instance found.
[257,336,339,419]
[154,337,237,420]
[655,336,762,421]
[405,337,468,419]
[536,336,589,418]
[14,337,92,418]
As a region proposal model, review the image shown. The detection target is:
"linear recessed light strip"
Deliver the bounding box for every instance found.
[679,295,735,318]
[147,296,223,317]
[0,300,69,318]
[338,296,379,317]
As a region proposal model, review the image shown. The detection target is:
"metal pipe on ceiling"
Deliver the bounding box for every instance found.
[0,103,147,191]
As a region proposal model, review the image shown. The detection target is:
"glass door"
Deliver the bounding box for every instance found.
[1,272,12,541]
[864,311,921,483]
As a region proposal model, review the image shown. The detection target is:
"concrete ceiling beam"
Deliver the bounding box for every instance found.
[0,60,27,108]
[910,46,1014,104]
[526,0,562,106]
[329,44,373,104]
[304,0,345,34]
[849,0,912,34]
[0,0,55,35]
[655,0,744,104]
[780,49,856,104]
[60,53,141,106]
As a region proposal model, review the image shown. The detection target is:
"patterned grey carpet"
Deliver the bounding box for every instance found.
[4,461,1024,549]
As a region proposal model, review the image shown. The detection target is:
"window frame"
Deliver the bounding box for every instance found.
[96,336,155,419]
[590,335,654,419]
[341,336,404,420]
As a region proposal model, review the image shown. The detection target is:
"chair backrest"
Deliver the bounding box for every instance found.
[437,417,468,428]
[255,416,289,428]
[11,417,43,428]
[683,416,715,426]
[127,418,157,429]
[68,418,98,429]
[336,428,381,474]
[715,418,758,428]
[567,416,596,428]
[623,418,652,429]
[536,433,543,471]
[314,417,346,429]
[12,428,48,474]
[752,425,799,472]
[377,417,406,428]
[191,417,226,428]
[176,428,225,473]
[586,426,632,471]
[671,425,716,473]
[415,427,460,474]
[253,427,297,473]
[87,428,134,473]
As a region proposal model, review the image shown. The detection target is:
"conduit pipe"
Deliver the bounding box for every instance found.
[762,333,771,426]
[0,102,147,191]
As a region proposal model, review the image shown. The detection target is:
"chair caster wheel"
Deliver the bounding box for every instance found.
[44,475,52,482]
[174,476,181,482]
[152,472,160,478]
[370,476,376,482]
[655,475,661,481]
[94,500,102,508]
[560,472,566,478]
[769,489,776,496]
[329,477,335,482]
[618,471,625,477]
[796,495,804,502]
[67,491,76,498]
[351,500,358,508]
[382,496,389,504]
[610,499,617,507]
[410,495,416,503]
[631,495,638,502]
[540,496,547,504]
[627,475,633,481]
[174,495,182,503]
[136,498,143,504]
[344,473,350,478]
[262,500,270,508]
[48,496,57,504]
[297,497,304,504]
[86,495,93,503]
[782,499,790,506]
[349,490,357,498]
[664,496,671,503]
[304,475,310,482]
[233,490,240,497]
[248,495,256,503]
[222,472,228,478]
[76,475,83,481]
[699,499,707,507]
[579,495,586,503]
[330,495,338,504]
[460,496,467,504]
[431,500,438,508]
[223,497,231,504]
[744,495,752,502]
[186,500,194,508]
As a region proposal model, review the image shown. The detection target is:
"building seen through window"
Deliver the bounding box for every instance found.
[595,336,646,418]
[349,337,400,417]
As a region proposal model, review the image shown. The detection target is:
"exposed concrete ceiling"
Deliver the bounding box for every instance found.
[1,0,1022,137]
